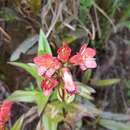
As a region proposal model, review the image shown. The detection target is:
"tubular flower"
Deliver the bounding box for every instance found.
[41,76,58,96]
[62,68,77,95]
[57,44,71,62]
[33,54,61,77]
[0,101,12,130]
[70,44,97,70]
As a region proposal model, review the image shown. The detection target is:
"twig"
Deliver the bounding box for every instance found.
[46,2,64,38]
[87,13,96,40]
[94,5,102,38]
[63,22,76,31]
[63,6,91,35]
[0,26,11,41]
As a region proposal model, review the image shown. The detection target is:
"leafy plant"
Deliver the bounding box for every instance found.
[1,0,130,130]
[7,27,130,130]
[7,29,97,130]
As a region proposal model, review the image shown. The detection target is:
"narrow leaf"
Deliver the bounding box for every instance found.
[7,90,37,103]
[91,79,120,87]
[11,116,24,130]
[100,112,130,121]
[38,29,52,55]
[75,81,95,100]
[8,90,49,115]
[99,119,130,130]
[42,115,59,130]
[36,92,49,115]
[82,69,92,83]
[8,62,41,81]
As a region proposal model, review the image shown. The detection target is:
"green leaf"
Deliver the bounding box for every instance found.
[75,81,95,100]
[82,69,92,83]
[11,116,24,130]
[41,101,64,130]
[42,114,63,130]
[38,29,52,55]
[8,90,49,115]
[100,112,130,121]
[64,93,75,104]
[91,79,120,88]
[99,119,130,130]
[35,92,49,115]
[7,90,37,103]
[8,62,41,81]
[10,35,38,61]
[42,115,57,130]
[69,101,100,121]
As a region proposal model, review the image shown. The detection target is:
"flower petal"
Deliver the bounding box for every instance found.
[62,68,77,95]
[80,64,87,70]
[53,58,61,69]
[0,101,12,124]
[38,66,47,76]
[69,53,80,65]
[57,44,71,62]
[41,77,58,96]
[42,87,53,96]
[33,54,53,67]
[84,58,97,68]
[79,44,87,54]
[45,58,61,77]
[86,48,96,57]
[34,54,60,77]
[79,44,96,57]
[45,68,56,77]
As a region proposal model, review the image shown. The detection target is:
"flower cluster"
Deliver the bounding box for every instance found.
[0,101,12,130]
[33,44,97,96]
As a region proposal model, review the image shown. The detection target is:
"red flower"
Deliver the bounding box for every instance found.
[69,52,81,65]
[0,101,12,130]
[62,68,77,95]
[57,44,71,62]
[70,44,97,70]
[33,43,97,98]
[41,76,58,96]
[33,54,53,67]
[33,54,61,77]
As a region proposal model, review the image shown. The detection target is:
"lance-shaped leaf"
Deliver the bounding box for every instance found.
[82,69,92,83]
[99,119,130,130]
[75,81,95,100]
[42,115,58,130]
[7,90,37,103]
[8,62,42,82]
[91,78,120,88]
[42,105,63,130]
[100,112,130,122]
[11,116,24,130]
[38,29,52,55]
[8,90,49,115]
